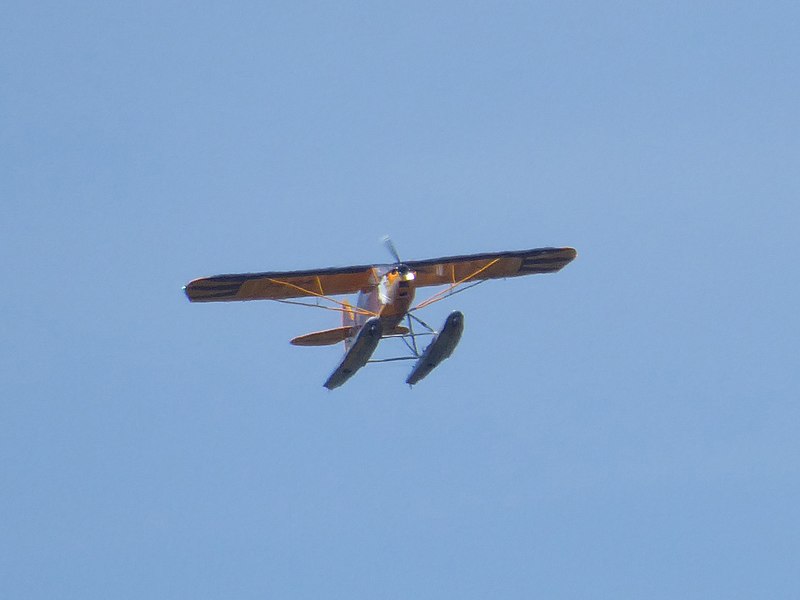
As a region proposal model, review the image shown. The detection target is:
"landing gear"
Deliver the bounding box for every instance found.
[364,311,465,386]
[323,318,383,390]
[405,311,464,385]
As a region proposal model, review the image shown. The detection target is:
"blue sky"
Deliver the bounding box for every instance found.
[2,2,798,598]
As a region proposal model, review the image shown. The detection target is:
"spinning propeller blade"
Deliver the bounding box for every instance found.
[382,235,402,264]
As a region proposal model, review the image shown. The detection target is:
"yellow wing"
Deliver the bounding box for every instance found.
[183,247,576,303]
[407,247,577,288]
[184,264,376,303]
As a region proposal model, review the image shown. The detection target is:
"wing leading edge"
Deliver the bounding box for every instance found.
[183,246,576,303]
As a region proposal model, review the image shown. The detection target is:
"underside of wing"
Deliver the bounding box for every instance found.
[407,247,577,288]
[184,247,576,302]
[184,264,376,302]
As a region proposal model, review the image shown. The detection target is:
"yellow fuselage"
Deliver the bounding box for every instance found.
[357,267,417,331]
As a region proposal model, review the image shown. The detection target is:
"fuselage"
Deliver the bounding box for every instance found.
[355,265,417,332]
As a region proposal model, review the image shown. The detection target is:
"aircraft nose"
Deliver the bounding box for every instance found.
[399,265,416,281]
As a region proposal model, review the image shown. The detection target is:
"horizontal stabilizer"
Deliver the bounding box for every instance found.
[291,324,408,346]
[385,325,409,336]
[291,326,354,346]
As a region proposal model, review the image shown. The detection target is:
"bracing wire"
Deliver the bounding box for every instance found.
[410,258,500,311]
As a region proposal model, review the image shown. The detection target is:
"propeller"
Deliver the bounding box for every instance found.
[382,235,402,264]
[380,235,432,276]
[381,235,419,278]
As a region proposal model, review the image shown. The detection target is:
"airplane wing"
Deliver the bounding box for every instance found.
[184,264,377,302]
[407,246,577,288]
[184,247,576,303]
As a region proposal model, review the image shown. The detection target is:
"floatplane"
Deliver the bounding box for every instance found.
[184,239,576,389]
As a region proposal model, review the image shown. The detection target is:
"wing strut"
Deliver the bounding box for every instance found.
[411,258,500,311]
[267,277,378,317]
[275,298,377,317]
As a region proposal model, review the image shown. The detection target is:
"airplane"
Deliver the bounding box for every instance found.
[184,240,577,389]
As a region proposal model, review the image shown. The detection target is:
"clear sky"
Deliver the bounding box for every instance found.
[2,2,798,598]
